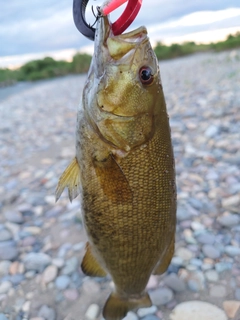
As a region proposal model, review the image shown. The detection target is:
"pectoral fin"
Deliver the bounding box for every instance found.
[153,237,175,275]
[55,157,81,202]
[81,242,107,277]
[103,292,152,320]
[94,154,133,203]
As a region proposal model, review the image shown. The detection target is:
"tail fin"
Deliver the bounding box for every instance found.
[103,292,152,320]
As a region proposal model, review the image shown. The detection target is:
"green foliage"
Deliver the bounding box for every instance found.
[154,32,240,61]
[18,57,72,81]
[1,32,240,86]
[71,53,92,73]
[154,41,209,60]
[210,32,240,51]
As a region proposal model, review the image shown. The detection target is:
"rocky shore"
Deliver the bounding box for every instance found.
[0,49,240,320]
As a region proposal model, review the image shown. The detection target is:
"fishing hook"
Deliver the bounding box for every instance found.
[73,0,142,41]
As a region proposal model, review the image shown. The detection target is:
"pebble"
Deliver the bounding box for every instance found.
[0,261,11,276]
[4,211,24,224]
[137,306,157,317]
[85,304,100,320]
[52,258,65,268]
[141,316,159,320]
[210,285,227,298]
[0,241,18,260]
[22,300,31,313]
[37,305,56,320]
[123,312,138,320]
[175,247,193,261]
[146,276,159,290]
[61,256,78,275]
[225,246,240,257]
[55,275,71,290]
[170,301,227,320]
[202,244,221,259]
[223,300,240,319]
[149,287,173,306]
[0,281,12,294]
[164,273,186,292]
[222,195,240,209]
[235,288,240,300]
[1,52,240,319]
[218,214,240,227]
[197,233,215,245]
[42,265,58,284]
[205,270,219,282]
[187,271,205,292]
[63,288,79,300]
[0,229,12,241]
[24,253,51,272]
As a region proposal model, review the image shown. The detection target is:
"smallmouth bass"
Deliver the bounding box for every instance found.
[56,15,176,320]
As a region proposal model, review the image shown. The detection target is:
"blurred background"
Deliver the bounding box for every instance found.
[1,0,240,68]
[0,1,240,320]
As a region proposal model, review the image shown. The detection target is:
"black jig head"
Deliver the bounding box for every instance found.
[73,0,101,41]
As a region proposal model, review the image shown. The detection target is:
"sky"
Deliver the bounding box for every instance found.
[1,0,240,68]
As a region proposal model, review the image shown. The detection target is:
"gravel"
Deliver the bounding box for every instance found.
[1,49,240,319]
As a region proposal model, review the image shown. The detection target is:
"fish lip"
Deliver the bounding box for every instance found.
[94,15,111,78]
[94,16,148,77]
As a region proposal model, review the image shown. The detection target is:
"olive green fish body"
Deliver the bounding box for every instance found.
[56,15,176,320]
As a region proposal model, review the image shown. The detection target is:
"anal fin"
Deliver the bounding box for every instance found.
[55,157,81,202]
[103,292,152,320]
[153,237,175,275]
[81,242,107,277]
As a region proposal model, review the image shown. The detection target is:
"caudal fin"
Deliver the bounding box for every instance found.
[103,292,152,320]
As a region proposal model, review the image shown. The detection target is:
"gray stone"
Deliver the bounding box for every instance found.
[205,270,219,282]
[215,262,232,273]
[55,275,71,290]
[175,247,193,260]
[177,206,192,221]
[123,312,138,320]
[24,253,51,272]
[170,301,227,320]
[205,125,219,138]
[38,305,56,320]
[0,241,18,260]
[4,211,24,224]
[164,274,186,292]
[0,314,8,320]
[202,244,221,259]
[85,304,100,320]
[0,229,12,242]
[235,288,240,300]
[225,246,240,257]
[61,256,78,275]
[42,265,58,284]
[210,285,227,298]
[187,271,205,292]
[141,316,159,320]
[0,261,11,276]
[218,214,240,227]
[197,233,215,245]
[137,306,157,317]
[222,195,240,209]
[0,281,12,294]
[149,287,173,306]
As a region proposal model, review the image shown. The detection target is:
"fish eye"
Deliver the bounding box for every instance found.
[139,66,154,85]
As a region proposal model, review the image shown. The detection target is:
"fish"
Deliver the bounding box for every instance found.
[56,15,176,320]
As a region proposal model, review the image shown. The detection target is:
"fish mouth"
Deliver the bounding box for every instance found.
[94,15,148,76]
